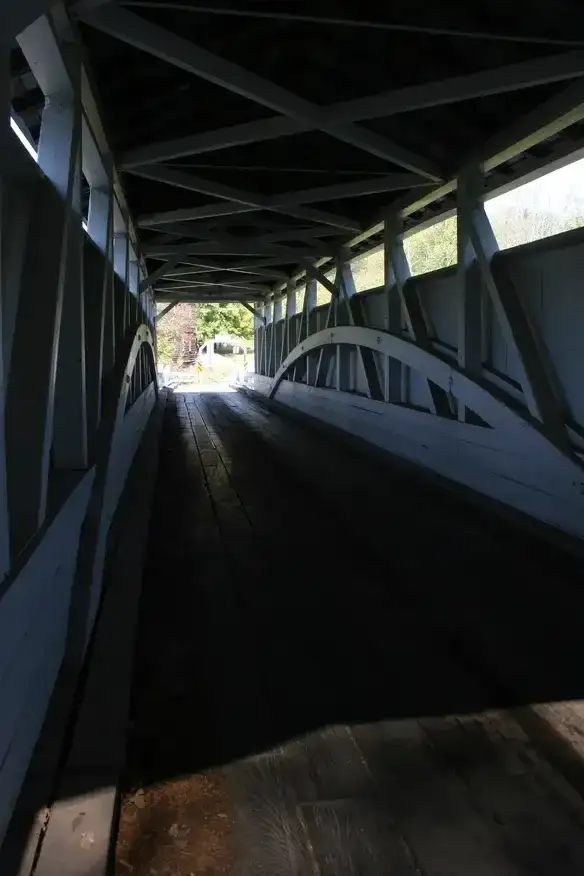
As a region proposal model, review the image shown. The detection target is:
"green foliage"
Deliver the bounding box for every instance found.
[196,302,254,343]
[349,203,584,291]
[156,332,174,366]
[488,204,583,250]
[155,302,197,369]
[404,216,457,275]
[352,250,383,291]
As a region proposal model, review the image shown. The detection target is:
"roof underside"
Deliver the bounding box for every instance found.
[12,0,584,301]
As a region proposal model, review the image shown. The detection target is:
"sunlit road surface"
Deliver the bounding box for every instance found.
[176,381,236,393]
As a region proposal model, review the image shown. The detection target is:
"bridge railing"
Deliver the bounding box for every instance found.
[0,17,163,852]
[247,220,584,541]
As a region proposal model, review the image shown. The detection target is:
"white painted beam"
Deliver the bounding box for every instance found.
[382,216,403,402]
[463,170,568,443]
[119,49,584,170]
[177,280,269,293]
[279,75,584,297]
[328,50,584,125]
[17,13,71,97]
[456,168,483,424]
[5,63,86,550]
[243,301,265,325]
[155,301,178,322]
[120,115,300,168]
[385,217,452,417]
[302,261,336,296]
[128,165,361,231]
[144,241,333,258]
[139,242,196,293]
[164,260,287,280]
[253,227,343,245]
[155,287,263,299]
[153,221,342,246]
[272,173,431,206]
[78,5,441,179]
[139,202,257,226]
[85,181,112,438]
[143,221,242,243]
[482,75,584,171]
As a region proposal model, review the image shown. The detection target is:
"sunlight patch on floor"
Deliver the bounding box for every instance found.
[180,383,237,394]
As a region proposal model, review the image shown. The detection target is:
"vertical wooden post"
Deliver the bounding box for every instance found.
[457,168,483,423]
[85,183,112,449]
[383,217,403,403]
[52,52,88,471]
[6,50,84,551]
[385,216,452,416]
[461,164,566,442]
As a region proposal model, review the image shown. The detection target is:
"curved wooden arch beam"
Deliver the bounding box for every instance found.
[74,322,158,651]
[269,326,584,480]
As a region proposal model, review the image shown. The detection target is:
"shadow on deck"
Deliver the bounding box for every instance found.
[114,390,584,875]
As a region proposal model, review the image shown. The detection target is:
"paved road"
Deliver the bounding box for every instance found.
[116,390,584,876]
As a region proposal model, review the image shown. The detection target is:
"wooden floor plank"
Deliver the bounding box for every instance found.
[114,391,584,876]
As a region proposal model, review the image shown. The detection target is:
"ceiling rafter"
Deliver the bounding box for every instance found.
[153,221,342,246]
[118,49,584,168]
[164,256,297,274]
[155,286,265,300]
[163,274,269,291]
[139,240,194,292]
[117,4,584,49]
[72,3,584,311]
[168,279,270,293]
[132,166,432,233]
[132,165,362,231]
[76,4,442,179]
[140,203,258,224]
[273,76,584,295]
[144,241,336,258]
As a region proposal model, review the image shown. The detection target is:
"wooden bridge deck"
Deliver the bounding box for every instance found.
[116,390,584,876]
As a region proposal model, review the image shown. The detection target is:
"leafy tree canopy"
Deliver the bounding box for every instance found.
[196,302,253,343]
[156,301,254,367]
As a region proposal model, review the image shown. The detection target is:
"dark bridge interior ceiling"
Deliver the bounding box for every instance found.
[11,0,584,301]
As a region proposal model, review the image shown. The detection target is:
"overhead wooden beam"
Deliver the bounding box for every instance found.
[140,202,256,226]
[461,166,568,442]
[156,220,345,246]
[272,173,432,206]
[119,49,584,169]
[164,259,288,280]
[155,301,178,322]
[143,241,334,258]
[120,115,301,169]
[302,261,337,296]
[155,287,264,300]
[129,164,361,231]
[385,217,453,418]
[276,74,584,297]
[139,241,195,293]
[78,5,441,179]
[170,279,269,293]
[242,301,266,324]
[327,50,584,125]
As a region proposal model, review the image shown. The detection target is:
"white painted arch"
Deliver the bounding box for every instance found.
[270,326,584,491]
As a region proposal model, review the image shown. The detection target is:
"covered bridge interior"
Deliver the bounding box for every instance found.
[3,1,584,873]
